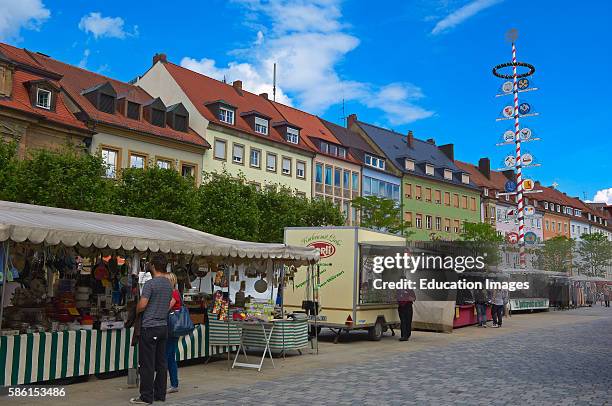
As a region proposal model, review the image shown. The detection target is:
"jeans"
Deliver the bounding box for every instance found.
[138,326,168,403]
[475,303,487,325]
[398,302,413,339]
[166,336,179,388]
[492,304,504,326]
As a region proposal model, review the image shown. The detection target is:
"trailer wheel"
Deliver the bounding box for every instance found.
[368,320,384,341]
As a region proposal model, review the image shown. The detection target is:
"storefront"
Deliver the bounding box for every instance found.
[0,201,318,386]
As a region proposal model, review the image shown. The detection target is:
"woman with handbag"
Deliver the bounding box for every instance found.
[164,273,182,393]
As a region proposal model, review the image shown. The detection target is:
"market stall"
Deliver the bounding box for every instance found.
[0,201,318,386]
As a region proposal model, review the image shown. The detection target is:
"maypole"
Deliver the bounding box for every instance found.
[493,29,540,269]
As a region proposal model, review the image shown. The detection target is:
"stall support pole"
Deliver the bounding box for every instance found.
[0,242,9,330]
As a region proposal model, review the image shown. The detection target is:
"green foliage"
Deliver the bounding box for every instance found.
[575,232,612,277]
[460,222,503,266]
[351,195,403,234]
[537,236,575,273]
[0,141,19,201]
[116,166,200,228]
[300,195,346,229]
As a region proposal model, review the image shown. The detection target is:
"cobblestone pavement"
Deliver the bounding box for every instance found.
[167,307,612,406]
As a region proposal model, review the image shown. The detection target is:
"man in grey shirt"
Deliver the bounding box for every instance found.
[131,254,173,405]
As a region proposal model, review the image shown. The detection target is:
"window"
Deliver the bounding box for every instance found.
[362,176,371,194]
[544,202,549,210]
[425,188,432,202]
[405,183,412,198]
[174,114,188,132]
[296,161,306,179]
[102,148,119,178]
[219,107,234,124]
[325,166,333,186]
[444,169,453,180]
[250,148,261,168]
[425,215,432,230]
[483,188,489,197]
[151,108,165,127]
[156,159,172,169]
[434,190,441,204]
[343,170,350,189]
[334,168,341,187]
[254,117,268,135]
[232,144,244,164]
[130,153,146,169]
[282,157,292,175]
[99,93,115,114]
[556,204,561,212]
[461,195,468,209]
[415,185,422,200]
[574,209,581,216]
[435,217,441,231]
[571,224,575,233]
[405,159,415,171]
[338,147,347,159]
[286,127,299,144]
[546,220,550,231]
[36,88,51,109]
[365,154,385,170]
[425,164,434,175]
[415,214,422,229]
[453,194,459,208]
[214,139,227,160]
[453,220,460,233]
[315,163,323,183]
[404,212,413,227]
[330,145,337,156]
[470,197,477,211]
[127,102,140,120]
[461,173,470,184]
[352,172,359,191]
[444,218,451,232]
[181,163,196,178]
[266,153,277,172]
[444,192,450,206]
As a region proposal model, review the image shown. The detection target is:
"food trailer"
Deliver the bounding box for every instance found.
[284,227,408,341]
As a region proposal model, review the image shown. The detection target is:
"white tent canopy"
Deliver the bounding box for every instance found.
[0,201,319,264]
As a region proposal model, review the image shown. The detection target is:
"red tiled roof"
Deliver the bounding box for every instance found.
[455,161,497,190]
[270,101,359,165]
[163,62,313,154]
[0,43,208,149]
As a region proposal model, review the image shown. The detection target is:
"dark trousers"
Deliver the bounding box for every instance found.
[605,300,610,307]
[139,326,168,403]
[398,302,413,339]
[492,304,504,326]
[475,303,487,325]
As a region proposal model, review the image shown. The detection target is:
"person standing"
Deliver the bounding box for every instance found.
[604,288,611,308]
[131,254,173,405]
[165,272,181,394]
[474,287,489,327]
[397,287,416,341]
[490,288,508,328]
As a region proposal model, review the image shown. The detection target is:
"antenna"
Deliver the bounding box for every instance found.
[273,63,277,102]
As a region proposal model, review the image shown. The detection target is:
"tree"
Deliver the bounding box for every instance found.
[299,195,345,229]
[198,171,261,241]
[460,222,503,266]
[537,236,575,273]
[351,195,404,234]
[575,233,612,277]
[115,166,200,228]
[0,140,19,202]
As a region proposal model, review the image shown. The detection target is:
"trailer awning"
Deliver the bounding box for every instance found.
[0,200,319,264]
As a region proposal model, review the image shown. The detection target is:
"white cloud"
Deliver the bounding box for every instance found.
[592,188,612,205]
[78,48,90,68]
[431,0,502,35]
[0,0,50,41]
[78,12,136,39]
[181,0,433,125]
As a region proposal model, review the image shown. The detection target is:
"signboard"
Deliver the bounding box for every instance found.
[503,130,515,143]
[521,153,534,166]
[510,298,549,311]
[524,231,537,244]
[502,81,513,93]
[519,127,532,140]
[524,205,535,216]
[523,179,535,191]
[518,78,530,90]
[502,105,514,118]
[504,155,516,168]
[307,241,336,258]
[519,102,531,114]
[506,232,519,244]
[505,180,517,193]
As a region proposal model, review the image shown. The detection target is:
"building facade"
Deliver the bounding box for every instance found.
[136,55,313,195]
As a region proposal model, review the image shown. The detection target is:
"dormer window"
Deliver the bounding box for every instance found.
[166,103,189,132]
[338,147,346,159]
[405,159,415,171]
[483,188,489,197]
[151,108,165,127]
[127,101,140,120]
[425,164,434,176]
[254,117,268,135]
[461,173,470,184]
[219,106,234,124]
[36,88,51,109]
[82,81,116,114]
[320,141,329,154]
[365,154,385,170]
[444,169,453,180]
[286,127,299,144]
[143,97,166,128]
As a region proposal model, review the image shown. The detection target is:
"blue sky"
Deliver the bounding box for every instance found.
[1,0,610,203]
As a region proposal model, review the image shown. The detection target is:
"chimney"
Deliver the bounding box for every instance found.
[152,53,167,65]
[347,113,357,129]
[232,80,242,91]
[439,143,454,162]
[259,92,268,99]
[535,180,541,187]
[426,138,436,145]
[407,130,414,148]
[478,157,491,179]
[502,170,515,181]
